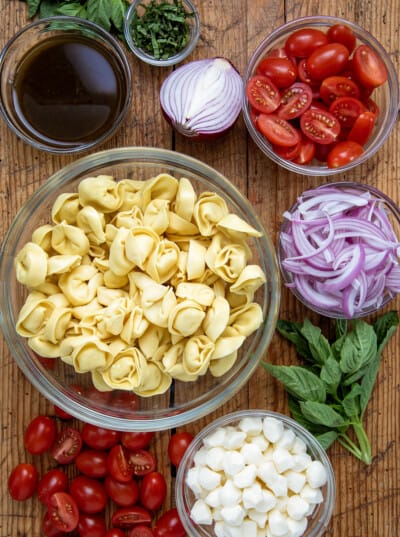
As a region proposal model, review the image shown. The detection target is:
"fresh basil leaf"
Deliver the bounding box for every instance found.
[341,383,362,418]
[87,0,112,31]
[340,320,377,375]
[300,318,332,365]
[263,363,326,403]
[374,311,399,355]
[26,0,42,18]
[300,400,348,428]
[110,0,129,33]
[276,320,312,361]
[39,0,63,18]
[342,363,370,386]
[314,430,338,450]
[56,2,88,17]
[320,356,342,393]
[335,318,347,339]
[288,397,328,434]
[331,334,345,361]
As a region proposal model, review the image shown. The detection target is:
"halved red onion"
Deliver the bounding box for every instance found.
[160,57,243,140]
[279,185,400,318]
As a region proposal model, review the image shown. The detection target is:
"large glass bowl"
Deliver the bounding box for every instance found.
[0,147,280,431]
[243,16,399,176]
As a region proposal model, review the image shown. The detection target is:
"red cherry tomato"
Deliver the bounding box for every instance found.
[75,449,108,478]
[285,28,328,57]
[54,405,73,420]
[153,508,186,537]
[47,492,79,532]
[320,76,360,104]
[51,427,82,464]
[86,387,113,405]
[111,506,152,529]
[257,113,301,147]
[245,75,280,114]
[121,432,154,451]
[108,444,134,483]
[37,469,69,505]
[347,111,376,145]
[8,463,38,501]
[329,96,367,128]
[70,475,108,514]
[276,82,312,120]
[105,475,140,507]
[24,415,57,455]
[363,97,379,118]
[37,356,56,369]
[168,432,194,467]
[128,449,157,477]
[300,108,340,144]
[306,43,350,80]
[111,391,140,413]
[82,423,120,450]
[352,44,388,88]
[128,526,155,537]
[292,135,316,165]
[77,513,107,537]
[272,138,302,160]
[327,140,364,168]
[42,512,66,537]
[297,58,316,85]
[106,530,126,537]
[256,56,297,88]
[140,471,167,511]
[327,24,356,53]
[314,141,337,162]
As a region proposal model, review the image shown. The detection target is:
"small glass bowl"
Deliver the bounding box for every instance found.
[0,147,280,431]
[243,16,399,176]
[278,182,400,319]
[124,0,200,67]
[176,409,336,537]
[0,16,132,154]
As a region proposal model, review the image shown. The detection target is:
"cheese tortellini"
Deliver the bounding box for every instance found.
[14,173,267,397]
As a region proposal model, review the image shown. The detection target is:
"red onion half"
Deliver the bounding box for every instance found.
[160,57,243,140]
[279,184,400,318]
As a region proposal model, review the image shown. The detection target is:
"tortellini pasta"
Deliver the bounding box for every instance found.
[14,173,267,397]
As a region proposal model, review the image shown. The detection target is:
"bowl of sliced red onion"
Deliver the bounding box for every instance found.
[278,182,400,319]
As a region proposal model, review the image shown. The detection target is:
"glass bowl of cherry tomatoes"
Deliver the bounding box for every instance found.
[243,16,399,175]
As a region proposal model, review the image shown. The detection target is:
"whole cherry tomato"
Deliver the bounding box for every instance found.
[285,28,328,57]
[306,43,350,80]
[352,44,388,88]
[256,56,297,88]
[51,427,82,464]
[292,135,316,165]
[121,432,154,451]
[8,462,38,501]
[37,468,68,505]
[128,449,157,477]
[47,492,79,533]
[168,432,194,467]
[107,444,134,483]
[245,75,280,114]
[327,24,356,53]
[105,475,140,507]
[75,449,108,478]
[86,387,113,405]
[128,526,154,537]
[77,513,107,537]
[347,111,376,145]
[82,424,120,450]
[153,508,186,537]
[257,114,301,147]
[70,475,108,514]
[24,415,57,455]
[140,471,167,511]
[327,140,364,168]
[111,506,152,529]
[111,391,140,413]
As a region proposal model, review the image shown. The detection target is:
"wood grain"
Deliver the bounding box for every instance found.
[0,1,399,536]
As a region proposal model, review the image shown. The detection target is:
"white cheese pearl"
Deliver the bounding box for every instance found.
[220,505,245,527]
[272,448,295,473]
[190,499,213,525]
[287,517,308,537]
[276,428,296,450]
[240,442,264,465]
[206,446,226,471]
[242,482,264,509]
[214,521,226,537]
[223,428,247,449]
[242,519,259,537]
[248,508,268,529]
[286,495,310,521]
[219,479,242,507]
[258,461,288,498]
[306,460,328,488]
[197,466,222,491]
[285,470,307,494]
[300,484,324,504]
[204,487,222,508]
[292,453,312,473]
[203,427,226,448]
[233,463,257,488]
[263,417,284,443]
[291,437,307,454]
[193,446,208,466]
[251,434,270,452]
[256,489,278,513]
[239,417,263,436]
[186,466,203,495]
[268,508,289,537]
[223,450,245,476]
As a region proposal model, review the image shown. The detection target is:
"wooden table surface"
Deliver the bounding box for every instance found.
[1,1,399,536]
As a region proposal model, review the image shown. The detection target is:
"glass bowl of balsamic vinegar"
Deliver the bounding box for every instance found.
[0,16,132,154]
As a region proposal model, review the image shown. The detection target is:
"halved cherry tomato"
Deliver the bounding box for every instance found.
[353,44,388,88]
[47,492,79,532]
[285,28,328,57]
[42,512,66,537]
[272,139,302,160]
[329,96,367,128]
[105,475,140,507]
[256,57,297,88]
[292,135,316,165]
[128,526,154,537]
[320,76,360,104]
[327,24,356,53]
[347,111,376,145]
[245,75,280,114]
[306,43,349,80]
[82,424,120,450]
[153,508,186,537]
[111,506,152,529]
[75,449,108,478]
[24,415,57,455]
[140,471,167,511]
[168,431,194,467]
[70,476,108,515]
[51,427,82,464]
[257,113,301,147]
[277,82,312,120]
[300,108,340,144]
[107,445,134,483]
[121,432,154,451]
[8,463,38,501]
[37,469,68,505]
[77,513,107,537]
[128,449,157,477]
[327,140,364,168]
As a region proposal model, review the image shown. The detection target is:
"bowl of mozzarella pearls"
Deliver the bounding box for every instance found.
[0,147,280,431]
[176,410,335,537]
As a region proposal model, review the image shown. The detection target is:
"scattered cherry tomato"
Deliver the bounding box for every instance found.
[140,471,167,511]
[327,24,356,53]
[105,475,140,507]
[257,113,301,147]
[75,449,109,478]
[8,462,38,501]
[47,492,79,533]
[70,475,108,514]
[111,506,152,529]
[285,28,328,57]
[352,44,388,88]
[37,469,69,505]
[108,444,134,483]
[245,75,280,114]
[121,432,154,451]
[82,424,120,450]
[77,513,107,537]
[168,432,194,467]
[256,56,297,88]
[153,508,186,537]
[300,108,340,144]
[24,415,57,455]
[326,140,364,168]
[128,449,157,477]
[128,525,155,537]
[51,427,82,464]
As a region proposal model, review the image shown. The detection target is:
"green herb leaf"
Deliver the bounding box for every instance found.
[26,0,42,17]
[300,400,349,428]
[276,319,312,361]
[262,363,326,403]
[374,311,399,355]
[339,319,377,376]
[87,0,112,31]
[300,318,332,365]
[320,356,342,394]
[56,2,88,18]
[341,383,362,418]
[314,430,338,450]
[288,397,328,434]
[39,0,62,18]
[335,318,348,339]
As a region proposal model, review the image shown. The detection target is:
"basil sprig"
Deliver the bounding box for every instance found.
[262,312,399,464]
